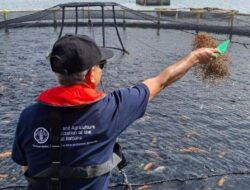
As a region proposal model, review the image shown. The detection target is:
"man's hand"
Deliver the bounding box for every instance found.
[190,48,221,64]
[143,48,220,101]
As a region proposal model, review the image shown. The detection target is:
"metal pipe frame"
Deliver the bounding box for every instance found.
[112,5,127,54]
[75,7,78,34]
[58,7,65,39]
[101,5,105,47]
[57,2,127,53]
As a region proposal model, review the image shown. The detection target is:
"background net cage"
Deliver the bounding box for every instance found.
[1,2,250,46]
[0,2,250,190]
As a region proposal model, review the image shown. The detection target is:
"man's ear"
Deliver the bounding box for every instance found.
[85,68,96,88]
[85,69,91,83]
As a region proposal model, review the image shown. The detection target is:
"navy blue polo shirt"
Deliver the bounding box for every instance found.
[12,83,149,190]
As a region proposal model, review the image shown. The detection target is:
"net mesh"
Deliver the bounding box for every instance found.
[0,3,250,37]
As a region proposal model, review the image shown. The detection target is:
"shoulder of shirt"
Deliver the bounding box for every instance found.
[102,83,149,103]
[20,102,41,118]
[16,103,41,134]
[106,83,149,95]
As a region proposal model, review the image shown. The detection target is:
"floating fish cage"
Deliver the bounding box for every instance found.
[1,2,250,54]
[0,2,250,36]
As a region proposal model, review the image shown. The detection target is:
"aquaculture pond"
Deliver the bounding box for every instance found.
[0,26,250,189]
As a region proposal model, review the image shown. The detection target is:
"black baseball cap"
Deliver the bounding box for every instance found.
[50,34,113,75]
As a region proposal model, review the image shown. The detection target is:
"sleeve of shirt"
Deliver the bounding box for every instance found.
[110,83,149,135]
[12,113,28,166]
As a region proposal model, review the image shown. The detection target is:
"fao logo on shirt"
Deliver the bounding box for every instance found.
[34,127,49,144]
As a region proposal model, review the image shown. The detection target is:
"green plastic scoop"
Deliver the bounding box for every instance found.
[214,40,230,57]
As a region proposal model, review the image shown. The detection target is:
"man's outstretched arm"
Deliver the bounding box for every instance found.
[143,48,220,101]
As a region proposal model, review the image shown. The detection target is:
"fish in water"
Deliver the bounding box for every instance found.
[0,151,11,158]
[180,147,207,154]
[154,166,166,172]
[137,185,151,190]
[217,177,226,187]
[145,149,161,160]
[0,174,8,180]
[143,162,153,171]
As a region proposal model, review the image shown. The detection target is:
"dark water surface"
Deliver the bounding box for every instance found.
[0,27,250,189]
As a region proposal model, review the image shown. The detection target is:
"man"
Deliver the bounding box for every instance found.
[12,34,220,190]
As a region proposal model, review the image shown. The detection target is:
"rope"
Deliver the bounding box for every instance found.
[9,11,52,29]
[109,170,250,188]
[117,5,158,24]
[106,5,250,50]
[126,27,249,57]
[120,169,133,190]
[118,4,199,27]
[235,17,250,25]
[0,6,57,28]
[128,34,168,56]
[2,170,249,190]
[0,185,27,190]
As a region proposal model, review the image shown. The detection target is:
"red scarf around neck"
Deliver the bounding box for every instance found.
[37,83,106,107]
